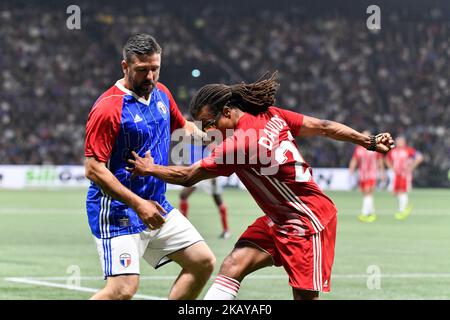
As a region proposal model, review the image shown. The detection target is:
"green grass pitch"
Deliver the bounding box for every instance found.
[0,188,449,300]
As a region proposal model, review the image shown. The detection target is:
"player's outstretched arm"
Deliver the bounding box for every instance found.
[85,157,166,230]
[126,151,218,187]
[298,115,395,154]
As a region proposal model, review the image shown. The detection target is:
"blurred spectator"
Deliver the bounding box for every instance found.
[0,1,448,187]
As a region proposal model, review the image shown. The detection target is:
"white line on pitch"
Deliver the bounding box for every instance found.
[1,207,449,216]
[4,277,166,300]
[0,208,81,214]
[6,273,450,282]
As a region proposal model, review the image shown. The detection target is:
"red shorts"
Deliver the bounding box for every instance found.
[237,215,337,292]
[359,179,376,192]
[393,174,411,193]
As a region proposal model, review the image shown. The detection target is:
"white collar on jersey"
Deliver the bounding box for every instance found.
[115,79,153,105]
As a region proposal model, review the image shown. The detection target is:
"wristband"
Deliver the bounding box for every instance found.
[367,135,377,151]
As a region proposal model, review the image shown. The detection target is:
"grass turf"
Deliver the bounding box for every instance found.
[0,188,449,300]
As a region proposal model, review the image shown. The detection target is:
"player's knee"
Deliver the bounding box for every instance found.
[184,250,216,277]
[219,254,243,279]
[213,194,222,205]
[108,277,139,300]
[116,287,137,300]
[293,289,319,300]
[200,252,216,276]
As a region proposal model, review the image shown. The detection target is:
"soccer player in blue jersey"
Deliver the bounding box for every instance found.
[84,33,215,300]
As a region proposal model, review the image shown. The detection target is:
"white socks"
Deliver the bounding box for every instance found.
[204,275,240,300]
[398,193,408,212]
[362,195,374,216]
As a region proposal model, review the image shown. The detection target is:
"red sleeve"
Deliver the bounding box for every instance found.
[84,96,123,162]
[200,136,242,177]
[408,147,417,158]
[271,107,304,136]
[157,82,186,132]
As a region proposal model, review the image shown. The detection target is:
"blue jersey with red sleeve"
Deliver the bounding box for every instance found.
[85,80,186,239]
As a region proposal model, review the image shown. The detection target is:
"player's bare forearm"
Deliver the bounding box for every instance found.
[85,157,166,230]
[299,115,394,153]
[146,164,200,187]
[86,157,167,229]
[300,116,371,147]
[126,152,217,187]
[147,164,217,187]
[85,157,143,209]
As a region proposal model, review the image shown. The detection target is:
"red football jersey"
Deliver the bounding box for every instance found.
[201,107,337,236]
[351,145,382,181]
[387,146,416,176]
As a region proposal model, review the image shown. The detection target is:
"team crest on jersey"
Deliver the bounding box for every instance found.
[119,253,131,268]
[157,101,168,118]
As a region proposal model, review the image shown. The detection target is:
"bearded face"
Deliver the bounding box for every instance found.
[123,53,161,98]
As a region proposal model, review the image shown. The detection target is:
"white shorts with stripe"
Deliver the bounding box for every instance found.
[94,209,204,278]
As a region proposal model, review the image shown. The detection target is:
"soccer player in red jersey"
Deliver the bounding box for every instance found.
[127,73,394,300]
[385,136,423,220]
[349,131,386,222]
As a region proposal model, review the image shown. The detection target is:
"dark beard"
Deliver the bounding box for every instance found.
[133,84,155,97]
[133,81,155,97]
[128,72,155,97]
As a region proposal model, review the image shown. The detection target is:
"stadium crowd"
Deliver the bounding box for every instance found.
[0,1,448,187]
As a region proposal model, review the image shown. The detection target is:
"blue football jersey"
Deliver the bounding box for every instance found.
[85,80,186,239]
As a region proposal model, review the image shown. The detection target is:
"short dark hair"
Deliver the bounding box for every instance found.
[122,33,162,62]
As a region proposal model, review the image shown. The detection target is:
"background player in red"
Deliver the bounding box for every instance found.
[126,73,395,300]
[349,130,386,222]
[385,136,423,220]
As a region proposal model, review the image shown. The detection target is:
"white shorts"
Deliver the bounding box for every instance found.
[94,209,204,278]
[195,178,223,195]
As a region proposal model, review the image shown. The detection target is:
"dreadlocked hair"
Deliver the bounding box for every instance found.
[189,71,280,118]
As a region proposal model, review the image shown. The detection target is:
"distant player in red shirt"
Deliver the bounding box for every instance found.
[349,131,386,222]
[126,73,394,300]
[385,136,423,220]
